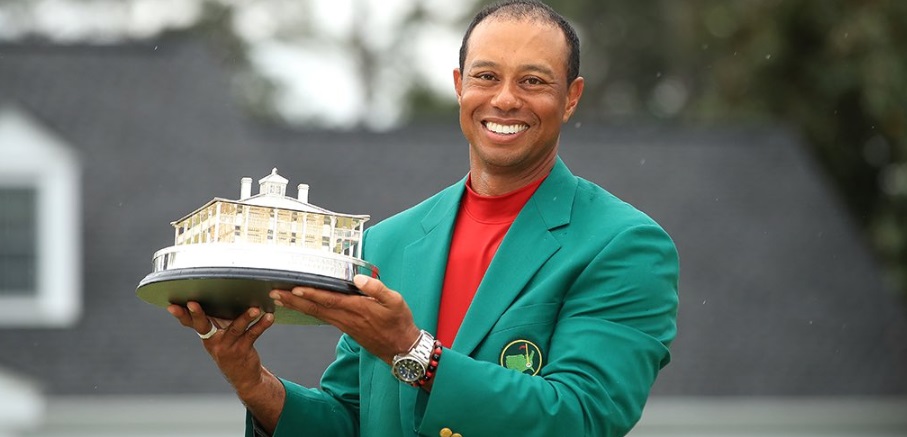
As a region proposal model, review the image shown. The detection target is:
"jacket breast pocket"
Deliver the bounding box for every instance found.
[480,302,560,374]
[489,302,560,335]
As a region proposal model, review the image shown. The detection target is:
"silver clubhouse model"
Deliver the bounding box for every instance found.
[137,169,378,325]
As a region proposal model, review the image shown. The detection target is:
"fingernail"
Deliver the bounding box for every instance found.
[166,306,177,316]
[274,300,284,307]
[264,313,274,322]
[187,304,196,313]
[292,288,305,297]
[249,308,260,317]
[269,290,281,299]
[354,274,369,288]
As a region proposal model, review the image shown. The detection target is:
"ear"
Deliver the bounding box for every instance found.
[562,76,585,122]
[453,68,463,104]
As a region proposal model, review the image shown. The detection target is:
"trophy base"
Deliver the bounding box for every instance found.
[136,267,364,325]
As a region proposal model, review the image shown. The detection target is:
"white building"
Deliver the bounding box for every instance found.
[171,168,368,259]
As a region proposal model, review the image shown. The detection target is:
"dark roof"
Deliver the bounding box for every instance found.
[1,38,905,397]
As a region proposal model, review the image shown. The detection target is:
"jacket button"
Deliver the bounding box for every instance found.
[440,428,452,437]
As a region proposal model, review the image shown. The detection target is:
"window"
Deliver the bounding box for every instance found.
[0,188,37,294]
[0,106,81,327]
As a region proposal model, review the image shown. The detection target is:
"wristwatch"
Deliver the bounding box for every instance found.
[391,330,435,384]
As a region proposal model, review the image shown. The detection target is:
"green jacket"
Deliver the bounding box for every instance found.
[247,158,679,437]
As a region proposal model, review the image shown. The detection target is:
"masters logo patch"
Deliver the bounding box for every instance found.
[500,339,543,376]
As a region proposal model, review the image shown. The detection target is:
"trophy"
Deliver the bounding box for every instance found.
[136,168,378,325]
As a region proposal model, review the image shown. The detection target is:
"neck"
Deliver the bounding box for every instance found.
[469,154,557,197]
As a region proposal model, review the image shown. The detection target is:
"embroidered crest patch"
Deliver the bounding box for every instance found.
[500,339,543,375]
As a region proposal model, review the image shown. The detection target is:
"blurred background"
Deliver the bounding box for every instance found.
[3,0,904,292]
[0,0,905,436]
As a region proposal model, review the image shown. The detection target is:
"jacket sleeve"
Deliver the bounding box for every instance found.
[244,334,362,437]
[418,224,679,437]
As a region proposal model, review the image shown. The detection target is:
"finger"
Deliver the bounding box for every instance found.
[166,304,193,327]
[221,307,262,341]
[273,288,329,320]
[353,275,391,304]
[236,312,275,349]
[289,286,344,308]
[185,301,217,336]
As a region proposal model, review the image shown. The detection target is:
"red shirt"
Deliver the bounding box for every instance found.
[435,175,546,346]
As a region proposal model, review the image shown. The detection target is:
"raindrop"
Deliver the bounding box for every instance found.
[862,135,890,167]
[880,163,907,196]
[650,76,689,117]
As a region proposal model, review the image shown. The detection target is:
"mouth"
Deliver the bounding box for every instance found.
[483,121,529,135]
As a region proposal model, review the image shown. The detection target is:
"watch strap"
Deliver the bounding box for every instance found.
[414,340,443,387]
[392,330,436,384]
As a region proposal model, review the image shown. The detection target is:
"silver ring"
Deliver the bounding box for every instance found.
[197,323,218,340]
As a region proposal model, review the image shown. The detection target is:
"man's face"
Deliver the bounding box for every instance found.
[454,17,583,180]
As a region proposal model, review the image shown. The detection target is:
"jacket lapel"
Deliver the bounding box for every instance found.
[400,180,465,335]
[452,158,577,356]
[398,180,464,435]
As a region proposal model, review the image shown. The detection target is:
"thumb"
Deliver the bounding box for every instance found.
[353,274,391,303]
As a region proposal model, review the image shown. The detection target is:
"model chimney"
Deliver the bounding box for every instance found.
[240,177,252,199]
[298,184,310,203]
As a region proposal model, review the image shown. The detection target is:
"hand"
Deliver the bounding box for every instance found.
[270,275,421,364]
[167,302,276,397]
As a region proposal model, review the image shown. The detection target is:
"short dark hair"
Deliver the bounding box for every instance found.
[458,0,581,85]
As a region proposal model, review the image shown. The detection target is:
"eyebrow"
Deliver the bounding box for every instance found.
[468,60,557,78]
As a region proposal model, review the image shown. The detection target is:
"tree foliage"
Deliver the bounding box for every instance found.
[508,0,907,298]
[683,0,907,299]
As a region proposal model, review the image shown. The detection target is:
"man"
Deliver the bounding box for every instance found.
[169,1,679,436]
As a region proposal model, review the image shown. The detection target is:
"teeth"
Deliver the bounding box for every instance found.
[485,121,528,135]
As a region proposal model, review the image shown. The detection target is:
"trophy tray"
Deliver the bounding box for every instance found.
[136,244,377,325]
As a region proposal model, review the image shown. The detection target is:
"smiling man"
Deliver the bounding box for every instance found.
[454,9,583,197]
[168,1,679,436]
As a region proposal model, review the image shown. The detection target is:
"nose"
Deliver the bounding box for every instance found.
[490,81,522,111]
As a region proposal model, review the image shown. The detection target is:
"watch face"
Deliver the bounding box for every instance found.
[393,358,425,383]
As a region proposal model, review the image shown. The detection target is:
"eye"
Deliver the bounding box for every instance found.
[473,73,497,81]
[523,77,545,86]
